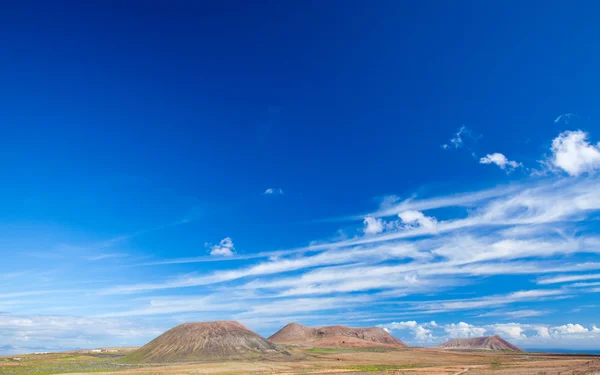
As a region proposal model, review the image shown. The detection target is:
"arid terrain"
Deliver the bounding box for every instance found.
[437,336,523,352]
[269,323,406,348]
[2,345,600,375]
[1,321,599,375]
[126,321,287,363]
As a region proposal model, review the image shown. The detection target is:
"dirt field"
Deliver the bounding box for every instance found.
[1,346,599,375]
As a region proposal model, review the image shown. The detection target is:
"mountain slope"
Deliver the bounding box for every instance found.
[437,335,524,352]
[126,321,286,363]
[269,323,406,348]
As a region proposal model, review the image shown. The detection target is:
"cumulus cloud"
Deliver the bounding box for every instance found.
[413,325,434,341]
[535,327,551,338]
[208,237,236,256]
[549,130,600,176]
[444,322,487,338]
[363,211,437,235]
[377,321,433,341]
[362,209,438,235]
[552,323,588,334]
[363,216,384,234]
[480,153,522,171]
[492,323,527,339]
[398,210,437,231]
[264,188,284,195]
[378,321,600,347]
[380,321,419,330]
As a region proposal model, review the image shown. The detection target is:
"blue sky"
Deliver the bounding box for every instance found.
[1,1,600,354]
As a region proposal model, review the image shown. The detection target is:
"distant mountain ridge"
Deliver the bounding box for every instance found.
[437,335,524,352]
[268,322,406,348]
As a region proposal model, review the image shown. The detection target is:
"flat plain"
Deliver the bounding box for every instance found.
[2,346,600,375]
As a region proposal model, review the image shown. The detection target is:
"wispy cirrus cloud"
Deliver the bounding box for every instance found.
[55,215,197,257]
[85,253,129,261]
[396,289,569,315]
[537,273,600,285]
[476,309,548,319]
[554,113,580,124]
[441,125,479,150]
[103,157,600,308]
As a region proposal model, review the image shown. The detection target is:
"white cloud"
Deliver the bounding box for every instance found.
[0,315,164,354]
[480,153,522,171]
[442,126,472,150]
[477,309,547,319]
[376,320,600,348]
[264,188,284,195]
[369,185,518,218]
[398,210,437,231]
[85,253,129,261]
[554,113,578,124]
[106,243,424,295]
[535,327,551,338]
[362,211,438,235]
[444,322,486,338]
[549,130,600,176]
[379,321,419,330]
[572,281,600,288]
[377,321,433,341]
[236,296,371,318]
[208,237,236,257]
[552,323,588,334]
[491,323,527,339]
[413,325,433,341]
[403,289,567,315]
[363,216,384,234]
[537,273,600,285]
[100,296,244,317]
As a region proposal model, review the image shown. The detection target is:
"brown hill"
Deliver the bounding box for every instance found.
[268,323,406,348]
[437,335,524,352]
[126,321,287,363]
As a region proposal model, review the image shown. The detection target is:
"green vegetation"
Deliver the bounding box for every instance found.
[344,364,418,371]
[489,358,502,370]
[306,347,345,353]
[306,347,395,353]
[0,354,142,375]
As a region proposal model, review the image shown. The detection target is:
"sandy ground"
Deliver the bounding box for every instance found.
[2,347,600,375]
